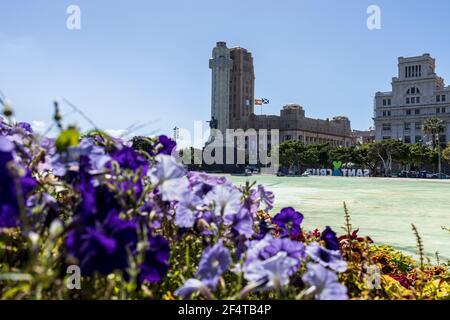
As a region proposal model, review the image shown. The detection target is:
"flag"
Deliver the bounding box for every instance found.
[255,98,270,105]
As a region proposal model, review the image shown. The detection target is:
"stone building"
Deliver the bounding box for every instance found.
[374,54,450,144]
[208,42,353,148]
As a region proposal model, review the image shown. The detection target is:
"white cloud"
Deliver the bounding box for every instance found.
[105,129,128,138]
[32,120,47,134]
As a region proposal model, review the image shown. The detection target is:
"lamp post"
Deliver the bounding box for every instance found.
[436,133,442,178]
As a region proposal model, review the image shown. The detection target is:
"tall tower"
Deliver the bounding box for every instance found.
[209,42,233,135]
[229,47,255,127]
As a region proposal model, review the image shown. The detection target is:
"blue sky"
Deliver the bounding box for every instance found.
[1,0,450,140]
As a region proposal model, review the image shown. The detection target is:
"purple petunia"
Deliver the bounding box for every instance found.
[302,263,348,300]
[223,207,254,238]
[256,185,274,213]
[320,226,340,251]
[305,242,347,272]
[244,252,298,290]
[197,240,231,288]
[156,135,176,156]
[110,146,148,173]
[204,184,242,218]
[245,234,305,274]
[0,136,37,228]
[149,155,189,202]
[272,207,304,238]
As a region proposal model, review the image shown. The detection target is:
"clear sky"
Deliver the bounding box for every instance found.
[1,0,450,140]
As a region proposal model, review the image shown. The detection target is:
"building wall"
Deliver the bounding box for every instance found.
[229,47,255,126]
[374,54,450,144]
[209,42,233,134]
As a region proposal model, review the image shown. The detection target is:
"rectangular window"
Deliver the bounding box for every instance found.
[404,123,411,130]
[382,111,386,117]
[437,107,441,114]
[404,136,411,144]
[388,99,391,105]
[415,109,420,115]
[382,136,391,140]
[437,95,441,102]
[388,111,391,116]
[415,136,422,143]
[416,97,420,103]
[411,97,416,104]
[443,95,446,102]
[406,97,410,104]
[406,109,411,115]
[442,107,446,113]
[383,99,387,106]
[382,123,391,131]
[415,122,422,130]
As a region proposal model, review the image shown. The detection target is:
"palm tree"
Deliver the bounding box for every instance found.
[422,117,445,149]
[422,117,445,175]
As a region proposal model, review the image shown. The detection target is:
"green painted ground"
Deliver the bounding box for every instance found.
[224,175,450,260]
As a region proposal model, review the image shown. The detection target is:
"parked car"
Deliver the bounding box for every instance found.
[430,173,450,179]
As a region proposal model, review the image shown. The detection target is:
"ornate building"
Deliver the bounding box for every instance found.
[374,54,450,144]
[208,41,353,148]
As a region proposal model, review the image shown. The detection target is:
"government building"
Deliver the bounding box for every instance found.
[374,54,450,144]
[209,42,354,148]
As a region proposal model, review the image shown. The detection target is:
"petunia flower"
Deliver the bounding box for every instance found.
[174,278,211,299]
[223,207,254,238]
[305,242,347,272]
[149,155,189,202]
[0,136,37,228]
[320,226,340,251]
[256,184,274,212]
[204,184,242,218]
[302,263,348,300]
[272,207,304,238]
[244,252,298,290]
[197,240,231,288]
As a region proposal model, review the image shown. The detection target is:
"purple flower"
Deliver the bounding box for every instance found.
[204,185,242,218]
[256,185,274,212]
[321,226,340,251]
[156,135,176,156]
[110,146,148,173]
[175,279,210,299]
[272,207,304,238]
[0,136,37,228]
[244,252,298,290]
[140,234,170,283]
[17,122,33,133]
[175,194,202,228]
[197,240,231,288]
[187,171,230,197]
[245,235,305,273]
[224,207,254,238]
[305,242,347,272]
[149,155,189,202]
[302,263,348,300]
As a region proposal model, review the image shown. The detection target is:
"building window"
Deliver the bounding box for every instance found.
[404,136,411,144]
[406,97,410,104]
[382,136,391,140]
[437,95,441,102]
[443,95,447,102]
[415,136,422,144]
[415,109,420,115]
[382,123,391,131]
[387,99,391,106]
[411,97,416,104]
[406,109,411,115]
[404,123,411,131]
[416,97,420,103]
[437,107,441,114]
[415,122,422,130]
[443,107,447,113]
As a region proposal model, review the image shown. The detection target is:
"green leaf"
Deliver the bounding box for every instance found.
[55,128,80,153]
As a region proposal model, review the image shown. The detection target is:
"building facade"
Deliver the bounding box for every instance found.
[374,54,450,144]
[209,42,233,135]
[208,42,353,148]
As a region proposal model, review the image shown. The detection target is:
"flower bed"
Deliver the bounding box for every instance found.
[0,117,449,300]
